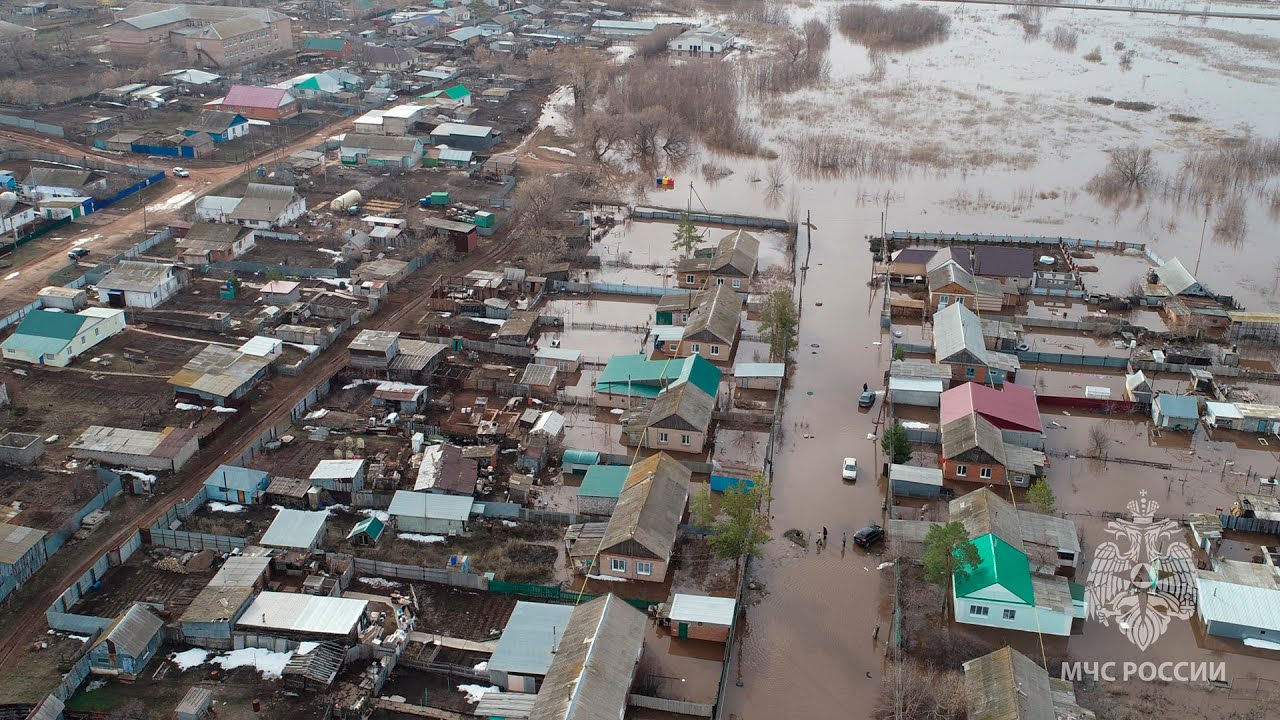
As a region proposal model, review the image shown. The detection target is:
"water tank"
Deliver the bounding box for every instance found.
[0,191,17,216]
[330,190,362,212]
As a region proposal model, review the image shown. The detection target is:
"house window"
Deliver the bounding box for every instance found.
[979,467,993,480]
[1057,551,1075,561]
[636,561,653,576]
[955,465,967,477]
[658,432,669,444]
[716,277,725,285]
[691,343,701,353]
[610,558,627,573]
[681,434,691,446]
[1013,474,1026,484]
[969,605,989,617]
[956,297,965,306]
[1002,609,1017,620]
[938,294,949,304]
[732,278,742,288]
[685,274,695,284]
[965,367,976,378]
[710,345,720,356]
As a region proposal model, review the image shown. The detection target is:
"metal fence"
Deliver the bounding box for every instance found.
[151,528,247,553]
[631,206,791,230]
[210,260,340,278]
[1017,351,1129,369]
[346,556,488,589]
[904,428,942,444]
[885,231,1148,253]
[0,112,65,137]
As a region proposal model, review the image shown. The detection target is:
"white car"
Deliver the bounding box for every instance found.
[842,457,858,481]
[172,167,190,178]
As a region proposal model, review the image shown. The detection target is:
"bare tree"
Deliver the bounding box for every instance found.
[1110,146,1156,187]
[580,112,628,163]
[529,46,609,115]
[1089,424,1112,457]
[801,17,832,53]
[874,660,967,720]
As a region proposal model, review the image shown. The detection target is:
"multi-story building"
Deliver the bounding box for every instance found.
[106,3,293,67]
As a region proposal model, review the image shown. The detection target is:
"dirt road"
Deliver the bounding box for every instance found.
[0,215,524,686]
[0,118,353,308]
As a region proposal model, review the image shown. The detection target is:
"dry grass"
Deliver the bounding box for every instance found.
[1213,194,1248,246]
[1049,26,1079,52]
[1083,46,1103,63]
[1195,28,1280,55]
[837,3,951,50]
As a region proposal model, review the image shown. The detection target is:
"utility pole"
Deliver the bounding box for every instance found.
[1195,199,1211,276]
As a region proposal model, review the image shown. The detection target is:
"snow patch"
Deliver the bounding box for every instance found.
[214,647,294,679]
[71,233,102,248]
[359,576,402,589]
[473,661,488,671]
[538,146,577,157]
[877,561,894,571]
[457,684,499,704]
[501,520,519,528]
[171,648,210,670]
[175,402,206,411]
[117,469,158,484]
[208,502,246,513]
[297,642,319,655]
[359,509,390,522]
[212,406,238,413]
[587,574,628,582]
[147,190,196,214]
[535,85,573,133]
[400,533,446,544]
[899,421,930,430]
[3,271,18,281]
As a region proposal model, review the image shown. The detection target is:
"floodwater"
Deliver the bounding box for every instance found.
[653,2,1280,718]
[588,220,790,286]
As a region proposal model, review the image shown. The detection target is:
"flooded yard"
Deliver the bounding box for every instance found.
[589,219,791,286]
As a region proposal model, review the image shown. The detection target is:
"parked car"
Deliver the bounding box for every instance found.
[841,457,858,481]
[172,167,190,178]
[68,248,89,260]
[853,524,884,548]
[858,391,877,408]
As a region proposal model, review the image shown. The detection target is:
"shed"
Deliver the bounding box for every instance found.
[234,592,368,642]
[260,509,328,551]
[530,411,565,440]
[70,425,200,473]
[665,594,736,642]
[520,363,558,390]
[0,522,48,583]
[889,464,945,499]
[260,280,301,305]
[1196,559,1280,647]
[733,362,785,391]
[1205,401,1244,430]
[88,604,164,678]
[388,490,472,535]
[178,585,255,649]
[1152,393,1199,431]
[888,376,944,408]
[309,458,366,494]
[561,448,600,474]
[527,595,646,720]
[1235,404,1280,434]
[413,444,479,495]
[487,601,576,692]
[203,464,270,504]
[347,517,385,545]
[576,464,629,516]
[176,687,214,720]
[534,347,581,372]
[0,432,43,466]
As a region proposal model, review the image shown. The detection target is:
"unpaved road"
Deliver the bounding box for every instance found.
[0,118,353,308]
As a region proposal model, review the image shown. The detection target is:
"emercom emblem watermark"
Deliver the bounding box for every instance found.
[1085,491,1198,651]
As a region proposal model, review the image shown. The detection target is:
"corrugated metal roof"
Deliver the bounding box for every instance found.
[733,362,784,378]
[99,260,176,294]
[941,413,1006,466]
[388,489,473,521]
[521,363,558,387]
[528,595,646,720]
[475,692,537,718]
[119,6,189,29]
[310,459,365,479]
[489,601,576,676]
[578,465,629,499]
[223,85,293,109]
[600,453,689,561]
[1154,393,1199,419]
[888,377,943,393]
[532,411,565,437]
[208,555,271,588]
[934,302,987,363]
[96,604,163,659]
[647,382,714,432]
[176,687,214,716]
[668,594,735,625]
[536,347,582,362]
[437,147,474,163]
[1154,257,1198,295]
[889,464,943,487]
[236,592,368,635]
[0,522,46,564]
[950,488,1025,552]
[239,336,282,357]
[941,382,1042,434]
[1206,401,1244,420]
[954,533,1034,605]
[1197,562,1280,634]
[431,122,494,138]
[204,464,268,493]
[260,509,328,549]
[890,359,953,381]
[683,284,742,344]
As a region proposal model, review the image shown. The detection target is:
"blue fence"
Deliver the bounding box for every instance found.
[95,139,196,159]
[91,170,167,212]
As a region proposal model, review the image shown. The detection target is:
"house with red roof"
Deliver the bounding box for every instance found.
[215,85,299,121]
[941,381,1044,450]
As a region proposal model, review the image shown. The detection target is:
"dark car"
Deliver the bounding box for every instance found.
[68,248,89,260]
[853,524,885,548]
[858,390,877,408]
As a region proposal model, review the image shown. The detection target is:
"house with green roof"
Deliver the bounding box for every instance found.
[576,464,629,516]
[593,353,721,408]
[422,84,471,106]
[347,517,385,545]
[950,488,1084,636]
[1,307,125,367]
[300,37,350,57]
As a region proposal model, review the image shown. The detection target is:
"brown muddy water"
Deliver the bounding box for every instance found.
[572,2,1280,716]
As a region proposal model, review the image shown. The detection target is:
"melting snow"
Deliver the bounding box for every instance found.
[147,190,196,214]
[473,661,489,671]
[587,574,628,582]
[535,85,573,133]
[171,648,210,670]
[297,642,319,655]
[899,422,930,430]
[214,648,294,679]
[3,272,18,281]
[457,685,499,704]
[175,402,206,411]
[117,469,157,483]
[208,502,246,513]
[538,146,577,157]
[400,534,446,544]
[212,406,238,413]
[360,577,402,589]
[359,509,390,522]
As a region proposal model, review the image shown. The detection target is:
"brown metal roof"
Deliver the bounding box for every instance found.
[599,453,689,561]
[527,594,646,720]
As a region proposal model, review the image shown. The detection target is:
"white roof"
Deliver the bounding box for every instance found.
[733,362,785,378]
[1206,401,1244,420]
[888,376,944,393]
[651,326,684,342]
[388,489,472,521]
[1197,576,1280,633]
[889,463,944,486]
[668,594,736,625]
[238,336,282,357]
[535,347,582,362]
[79,307,124,320]
[531,410,565,437]
[431,122,493,137]
[236,592,367,635]
[1084,386,1112,400]
[259,509,328,549]
[310,459,365,479]
[353,109,385,126]
[382,104,426,118]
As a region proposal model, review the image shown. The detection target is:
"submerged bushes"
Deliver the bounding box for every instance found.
[837,3,951,50]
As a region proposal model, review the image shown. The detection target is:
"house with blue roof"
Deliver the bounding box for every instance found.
[0,307,125,367]
[593,353,721,408]
[203,464,270,504]
[1152,393,1199,431]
